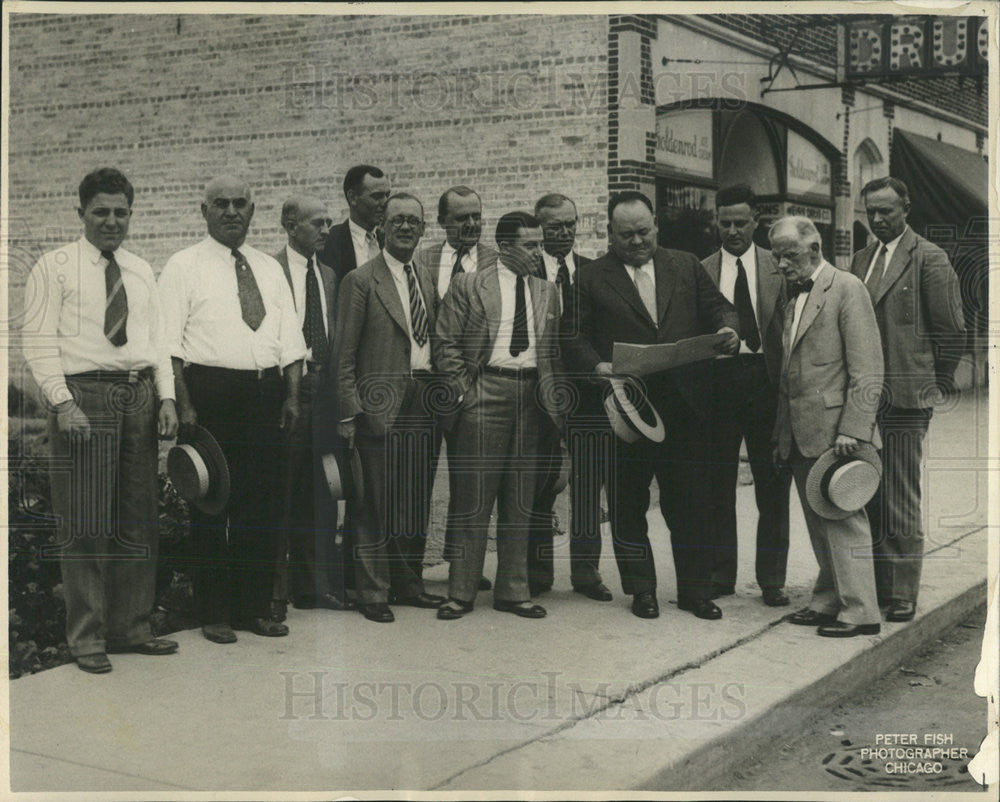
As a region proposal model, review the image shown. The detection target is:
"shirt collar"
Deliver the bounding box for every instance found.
[880,226,908,253]
[722,243,755,267]
[498,260,526,280]
[626,258,654,275]
[807,261,826,283]
[542,249,573,271]
[382,248,412,276]
[204,235,240,260]
[79,236,106,265]
[443,241,477,262]
[349,217,375,245]
[285,245,313,271]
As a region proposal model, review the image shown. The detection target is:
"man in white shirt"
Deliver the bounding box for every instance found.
[270,196,355,619]
[23,167,179,673]
[433,212,564,621]
[330,193,446,623]
[701,184,792,607]
[158,175,306,644]
[319,165,391,281]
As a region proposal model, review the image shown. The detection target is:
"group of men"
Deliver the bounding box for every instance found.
[24,163,964,673]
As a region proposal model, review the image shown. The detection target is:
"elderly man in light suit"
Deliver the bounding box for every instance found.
[771,216,884,638]
[850,177,965,623]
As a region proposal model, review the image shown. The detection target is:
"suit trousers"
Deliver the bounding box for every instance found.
[708,355,791,591]
[527,392,608,591]
[184,364,283,626]
[790,445,880,625]
[353,377,438,604]
[606,388,714,601]
[448,372,542,604]
[865,404,932,604]
[48,371,159,657]
[272,368,351,604]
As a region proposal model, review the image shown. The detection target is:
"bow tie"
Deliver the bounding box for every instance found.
[787,278,813,297]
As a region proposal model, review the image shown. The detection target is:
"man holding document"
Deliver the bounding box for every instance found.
[563,191,739,620]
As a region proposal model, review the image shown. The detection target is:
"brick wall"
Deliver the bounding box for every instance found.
[6,12,609,324]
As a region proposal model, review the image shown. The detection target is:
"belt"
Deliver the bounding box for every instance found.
[186,364,280,381]
[410,369,434,380]
[483,365,538,379]
[66,367,154,383]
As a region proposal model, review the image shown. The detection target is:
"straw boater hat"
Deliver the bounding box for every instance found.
[321,442,364,503]
[167,423,230,515]
[805,444,882,520]
[603,377,665,443]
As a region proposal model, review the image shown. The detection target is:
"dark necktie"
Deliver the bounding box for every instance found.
[233,249,265,331]
[303,257,328,365]
[404,262,428,347]
[865,245,886,300]
[733,257,761,353]
[101,250,128,347]
[510,273,529,356]
[451,246,467,279]
[787,278,814,297]
[555,256,572,314]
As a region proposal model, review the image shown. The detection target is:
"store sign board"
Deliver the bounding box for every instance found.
[843,16,987,79]
[784,202,833,225]
[655,109,714,178]
[786,131,832,198]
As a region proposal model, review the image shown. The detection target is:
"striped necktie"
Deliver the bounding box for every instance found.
[101,250,128,347]
[403,262,428,347]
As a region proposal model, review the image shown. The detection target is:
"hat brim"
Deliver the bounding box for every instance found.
[805,443,882,520]
[322,441,364,503]
[604,378,665,443]
[170,423,230,516]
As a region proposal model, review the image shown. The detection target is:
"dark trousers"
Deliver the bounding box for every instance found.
[185,364,283,625]
[866,404,933,604]
[707,356,791,591]
[273,369,350,603]
[353,377,439,604]
[48,371,159,657]
[606,390,714,601]
[527,390,608,591]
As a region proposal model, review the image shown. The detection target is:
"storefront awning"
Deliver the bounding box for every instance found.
[890,129,988,240]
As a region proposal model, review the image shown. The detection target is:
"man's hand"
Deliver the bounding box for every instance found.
[714,326,740,355]
[594,362,614,378]
[158,399,179,439]
[337,419,356,450]
[280,396,301,431]
[833,434,860,457]
[56,400,90,436]
[177,400,198,427]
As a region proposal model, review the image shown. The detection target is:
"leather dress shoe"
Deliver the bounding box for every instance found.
[316,593,355,611]
[631,591,659,619]
[493,600,547,619]
[202,623,237,643]
[478,576,492,591]
[359,603,395,623]
[108,638,178,656]
[885,600,916,622]
[710,584,736,600]
[573,582,613,602]
[77,654,112,674]
[437,598,474,620]
[762,588,790,607]
[248,617,288,637]
[678,598,723,620]
[391,592,445,609]
[786,608,836,627]
[817,621,881,638]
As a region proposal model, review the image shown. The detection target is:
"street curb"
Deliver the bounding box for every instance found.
[639,579,989,791]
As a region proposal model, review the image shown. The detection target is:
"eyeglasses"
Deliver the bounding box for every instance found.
[387,215,423,228]
[210,197,250,211]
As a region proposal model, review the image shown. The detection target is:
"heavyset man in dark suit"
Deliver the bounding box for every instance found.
[850,177,965,623]
[434,211,564,620]
[270,196,354,620]
[333,193,445,623]
[320,164,391,281]
[702,184,792,607]
[772,216,884,637]
[526,192,611,601]
[564,191,740,620]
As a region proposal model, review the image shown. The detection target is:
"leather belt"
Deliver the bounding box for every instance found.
[186,364,280,381]
[66,367,154,383]
[484,365,538,379]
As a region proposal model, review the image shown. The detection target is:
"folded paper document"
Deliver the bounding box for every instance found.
[612,332,729,375]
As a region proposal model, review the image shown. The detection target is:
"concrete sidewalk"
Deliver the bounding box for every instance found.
[8,392,992,794]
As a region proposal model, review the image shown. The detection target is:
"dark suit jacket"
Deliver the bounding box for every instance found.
[849,227,965,409]
[420,240,500,301]
[434,264,564,431]
[774,263,883,459]
[333,252,438,439]
[563,247,739,418]
[701,245,785,386]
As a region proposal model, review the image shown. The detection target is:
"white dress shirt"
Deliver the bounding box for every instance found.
[158,236,306,370]
[24,236,175,406]
[349,218,379,269]
[284,245,329,364]
[719,245,761,354]
[541,249,577,284]
[382,249,432,371]
[791,261,827,343]
[488,262,537,369]
[864,226,907,283]
[437,242,480,299]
